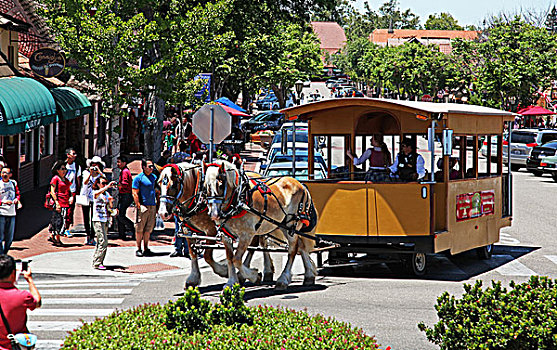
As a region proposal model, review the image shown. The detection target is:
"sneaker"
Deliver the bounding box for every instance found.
[169,251,182,258]
[135,250,143,257]
[94,265,107,270]
[143,249,153,257]
[85,239,96,246]
[64,230,73,238]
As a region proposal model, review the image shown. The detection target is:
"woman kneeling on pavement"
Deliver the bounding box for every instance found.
[91,178,116,270]
[49,161,72,246]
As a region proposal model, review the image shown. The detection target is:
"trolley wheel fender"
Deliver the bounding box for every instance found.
[476,243,493,260]
[402,253,427,276]
[551,172,557,182]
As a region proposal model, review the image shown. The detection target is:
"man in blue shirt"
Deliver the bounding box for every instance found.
[132,158,159,257]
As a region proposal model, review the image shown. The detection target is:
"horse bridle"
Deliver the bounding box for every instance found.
[205,162,245,219]
[160,164,205,217]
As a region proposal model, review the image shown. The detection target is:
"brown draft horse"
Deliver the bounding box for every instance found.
[203,159,318,290]
[157,163,274,288]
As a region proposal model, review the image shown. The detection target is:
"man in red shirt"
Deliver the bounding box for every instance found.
[117,156,134,240]
[0,255,41,350]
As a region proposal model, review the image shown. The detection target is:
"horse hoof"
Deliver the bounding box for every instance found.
[255,272,262,285]
[263,272,274,282]
[303,276,315,286]
[275,281,288,290]
[184,281,198,289]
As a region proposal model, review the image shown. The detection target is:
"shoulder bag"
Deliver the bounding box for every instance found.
[0,302,37,350]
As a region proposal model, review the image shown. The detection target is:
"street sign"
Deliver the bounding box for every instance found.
[192,104,231,161]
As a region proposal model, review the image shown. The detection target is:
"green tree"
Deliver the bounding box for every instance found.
[259,22,323,107]
[425,12,464,30]
[376,0,420,29]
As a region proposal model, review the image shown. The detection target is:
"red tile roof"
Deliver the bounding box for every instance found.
[311,21,346,54]
[370,29,478,44]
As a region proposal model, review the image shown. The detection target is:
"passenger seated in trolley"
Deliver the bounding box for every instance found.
[435,156,461,182]
[389,138,426,182]
[346,134,392,182]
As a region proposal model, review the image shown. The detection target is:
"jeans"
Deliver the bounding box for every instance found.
[174,216,187,254]
[117,193,134,236]
[0,216,15,254]
[92,221,108,267]
[81,205,94,241]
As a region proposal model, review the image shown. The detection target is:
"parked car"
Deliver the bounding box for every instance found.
[241,111,284,133]
[336,88,364,98]
[325,79,338,88]
[261,149,327,172]
[266,130,310,163]
[535,155,557,181]
[263,161,327,180]
[503,129,557,170]
[480,135,499,159]
[526,141,557,176]
[255,93,294,110]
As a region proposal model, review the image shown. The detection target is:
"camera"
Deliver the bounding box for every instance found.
[22,261,28,271]
[90,166,98,172]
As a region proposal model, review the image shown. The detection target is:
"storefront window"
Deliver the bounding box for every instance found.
[39,125,53,157]
[20,130,33,165]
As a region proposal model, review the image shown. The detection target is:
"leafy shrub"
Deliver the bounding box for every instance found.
[165,287,212,334]
[208,284,254,327]
[418,276,557,350]
[61,285,381,349]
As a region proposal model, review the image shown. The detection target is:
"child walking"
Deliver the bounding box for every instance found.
[91,178,116,270]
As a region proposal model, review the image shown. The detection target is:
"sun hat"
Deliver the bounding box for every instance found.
[86,156,106,169]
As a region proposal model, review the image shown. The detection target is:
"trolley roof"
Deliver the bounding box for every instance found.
[282,98,515,135]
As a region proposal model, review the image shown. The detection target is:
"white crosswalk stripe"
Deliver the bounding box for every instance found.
[39,288,133,295]
[545,255,557,265]
[25,275,144,344]
[30,309,115,317]
[46,298,124,305]
[28,321,82,331]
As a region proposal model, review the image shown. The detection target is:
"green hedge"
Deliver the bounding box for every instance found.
[61,285,381,350]
[418,276,557,350]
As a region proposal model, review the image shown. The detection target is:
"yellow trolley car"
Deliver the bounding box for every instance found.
[282,98,514,275]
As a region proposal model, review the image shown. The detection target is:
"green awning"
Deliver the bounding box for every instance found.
[0,77,57,136]
[50,87,93,121]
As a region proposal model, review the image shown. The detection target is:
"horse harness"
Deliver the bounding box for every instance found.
[205,163,317,242]
[159,163,207,236]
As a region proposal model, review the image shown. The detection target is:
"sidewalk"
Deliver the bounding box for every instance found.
[10,143,265,274]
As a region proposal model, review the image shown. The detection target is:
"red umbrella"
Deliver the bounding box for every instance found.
[216,103,251,117]
[517,105,555,116]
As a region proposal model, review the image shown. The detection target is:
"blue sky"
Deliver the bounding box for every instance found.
[354,0,556,26]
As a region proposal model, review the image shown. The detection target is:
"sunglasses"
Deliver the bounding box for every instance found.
[60,167,67,170]
[147,165,155,169]
[100,182,109,185]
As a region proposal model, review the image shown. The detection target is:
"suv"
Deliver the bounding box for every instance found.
[504,129,557,170]
[526,141,557,176]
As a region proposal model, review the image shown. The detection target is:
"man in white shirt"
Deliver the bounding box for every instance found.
[64,148,81,236]
[389,139,426,181]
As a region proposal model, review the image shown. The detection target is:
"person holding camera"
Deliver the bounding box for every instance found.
[80,157,106,246]
[91,178,116,270]
[0,255,41,350]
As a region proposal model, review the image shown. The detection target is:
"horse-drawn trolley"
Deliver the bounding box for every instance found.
[282,98,514,275]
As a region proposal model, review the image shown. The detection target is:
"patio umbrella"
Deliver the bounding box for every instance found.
[517,105,555,116]
[215,97,248,113]
[216,103,251,118]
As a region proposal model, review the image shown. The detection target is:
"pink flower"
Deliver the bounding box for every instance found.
[150,340,155,345]
[327,328,333,333]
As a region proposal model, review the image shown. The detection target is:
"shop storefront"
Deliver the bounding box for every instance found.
[0,76,57,191]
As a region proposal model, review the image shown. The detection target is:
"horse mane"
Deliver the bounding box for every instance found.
[204,159,239,194]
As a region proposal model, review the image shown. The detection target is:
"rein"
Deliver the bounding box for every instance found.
[160,164,205,218]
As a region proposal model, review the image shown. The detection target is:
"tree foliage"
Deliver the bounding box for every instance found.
[425,12,464,30]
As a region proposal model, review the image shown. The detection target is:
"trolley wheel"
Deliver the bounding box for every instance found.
[476,244,493,260]
[403,253,427,276]
[511,164,521,171]
[552,172,557,182]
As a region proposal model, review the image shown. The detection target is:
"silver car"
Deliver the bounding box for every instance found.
[503,129,557,170]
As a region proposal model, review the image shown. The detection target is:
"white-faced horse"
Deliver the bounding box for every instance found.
[203,159,318,290]
[157,163,274,287]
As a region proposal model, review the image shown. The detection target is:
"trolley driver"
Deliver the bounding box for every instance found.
[389,138,426,181]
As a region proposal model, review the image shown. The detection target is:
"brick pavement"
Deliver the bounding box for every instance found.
[10,143,266,260]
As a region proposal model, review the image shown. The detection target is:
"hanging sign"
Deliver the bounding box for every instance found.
[29,48,66,78]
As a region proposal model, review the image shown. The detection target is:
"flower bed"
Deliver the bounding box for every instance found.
[61,285,381,349]
[419,276,557,350]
